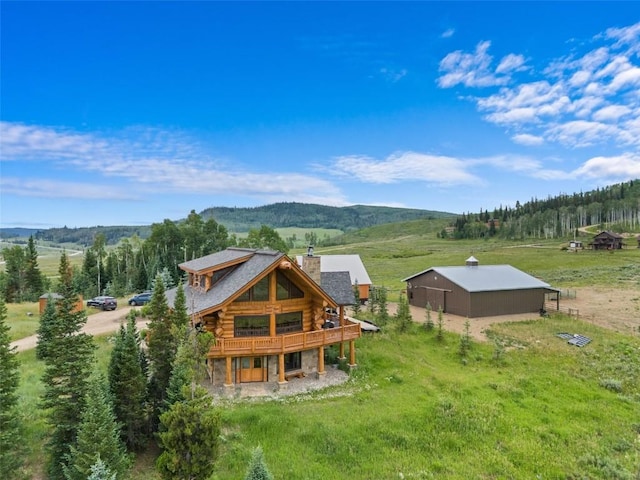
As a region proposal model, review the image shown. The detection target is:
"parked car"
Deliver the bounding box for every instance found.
[128,292,152,306]
[86,296,117,311]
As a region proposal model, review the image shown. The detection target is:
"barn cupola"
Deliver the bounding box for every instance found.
[465,255,479,267]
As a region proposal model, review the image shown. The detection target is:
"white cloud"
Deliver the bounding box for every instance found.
[495,54,527,74]
[592,104,632,122]
[0,176,139,200]
[437,41,514,88]
[546,120,620,147]
[0,121,349,204]
[572,153,640,180]
[441,21,640,151]
[512,133,544,146]
[441,28,455,39]
[329,151,480,185]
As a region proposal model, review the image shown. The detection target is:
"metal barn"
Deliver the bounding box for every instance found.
[403,257,556,318]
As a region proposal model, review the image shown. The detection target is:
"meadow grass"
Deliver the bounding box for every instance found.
[209,318,639,479]
[10,310,640,479]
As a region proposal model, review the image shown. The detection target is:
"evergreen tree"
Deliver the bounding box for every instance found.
[0,299,24,478]
[35,293,57,360]
[41,252,96,480]
[166,328,214,406]
[436,306,445,342]
[244,447,274,480]
[108,313,149,451]
[24,236,46,301]
[1,245,25,303]
[458,319,472,359]
[424,302,434,331]
[375,287,389,326]
[352,281,361,315]
[395,293,412,333]
[170,282,189,331]
[156,386,221,480]
[87,458,116,480]
[63,374,131,480]
[147,276,177,427]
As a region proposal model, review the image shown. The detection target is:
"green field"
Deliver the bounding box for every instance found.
[5,222,640,478]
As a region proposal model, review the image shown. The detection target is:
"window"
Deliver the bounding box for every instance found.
[236,276,270,302]
[234,315,269,337]
[284,352,301,371]
[276,311,302,334]
[276,271,304,300]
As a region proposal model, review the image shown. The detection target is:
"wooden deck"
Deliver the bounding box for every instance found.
[208,322,361,357]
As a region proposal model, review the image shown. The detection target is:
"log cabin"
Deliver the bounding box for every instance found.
[166,247,361,388]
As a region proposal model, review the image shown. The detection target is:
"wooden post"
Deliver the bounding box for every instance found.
[278,353,286,384]
[318,346,325,375]
[339,342,345,360]
[349,340,356,367]
[224,356,233,386]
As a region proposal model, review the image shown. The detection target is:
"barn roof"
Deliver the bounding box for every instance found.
[403,265,554,293]
[296,254,372,285]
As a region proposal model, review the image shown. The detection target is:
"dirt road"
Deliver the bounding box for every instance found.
[11,306,150,353]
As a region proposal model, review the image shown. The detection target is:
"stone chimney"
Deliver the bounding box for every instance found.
[301,246,321,285]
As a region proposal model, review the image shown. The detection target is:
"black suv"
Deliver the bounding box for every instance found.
[86,296,118,311]
[128,292,152,306]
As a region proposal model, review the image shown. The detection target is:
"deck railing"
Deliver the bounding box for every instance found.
[209,321,361,357]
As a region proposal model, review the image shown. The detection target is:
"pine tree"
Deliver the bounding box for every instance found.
[63,374,131,480]
[424,302,434,331]
[156,387,221,480]
[24,236,46,301]
[41,252,96,480]
[436,306,445,342]
[35,293,58,360]
[376,287,389,326]
[166,328,214,406]
[147,276,177,427]
[0,298,24,478]
[352,281,361,315]
[244,446,274,480]
[395,293,412,333]
[108,313,149,451]
[170,282,189,331]
[87,458,116,480]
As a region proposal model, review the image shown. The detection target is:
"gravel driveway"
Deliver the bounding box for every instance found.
[11,306,149,353]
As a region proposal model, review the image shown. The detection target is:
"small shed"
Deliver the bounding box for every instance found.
[403,256,557,318]
[589,231,625,250]
[39,293,84,314]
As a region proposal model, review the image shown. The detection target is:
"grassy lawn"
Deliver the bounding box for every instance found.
[13,314,639,479]
[207,318,639,479]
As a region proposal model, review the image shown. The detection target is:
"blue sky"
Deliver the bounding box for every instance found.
[2,2,640,229]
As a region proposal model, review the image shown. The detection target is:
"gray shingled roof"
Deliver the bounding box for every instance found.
[321,271,356,306]
[179,247,259,272]
[404,265,553,293]
[167,249,285,315]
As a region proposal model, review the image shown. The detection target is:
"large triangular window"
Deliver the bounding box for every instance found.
[276,271,304,300]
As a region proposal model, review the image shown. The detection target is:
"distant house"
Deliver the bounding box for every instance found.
[589,231,625,250]
[296,251,372,303]
[403,256,557,318]
[38,292,84,314]
[166,247,361,388]
[568,240,583,251]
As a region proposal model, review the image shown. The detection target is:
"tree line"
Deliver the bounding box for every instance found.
[447,179,640,240]
[0,210,289,304]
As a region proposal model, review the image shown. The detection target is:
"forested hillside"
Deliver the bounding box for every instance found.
[2,203,451,245]
[450,179,640,239]
[199,202,453,232]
